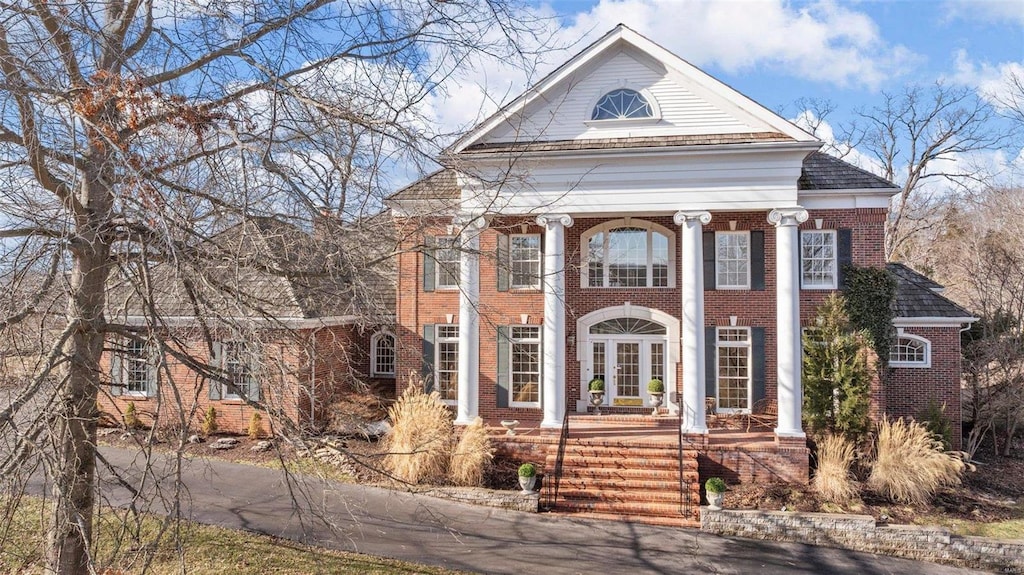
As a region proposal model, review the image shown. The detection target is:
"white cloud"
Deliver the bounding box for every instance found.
[948,49,1024,110]
[942,0,1024,27]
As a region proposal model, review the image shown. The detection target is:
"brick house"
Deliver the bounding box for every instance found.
[385,23,976,462]
[100,217,396,435]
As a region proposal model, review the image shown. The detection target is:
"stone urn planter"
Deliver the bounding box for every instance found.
[705,477,726,510]
[500,419,520,436]
[518,463,537,493]
[647,379,665,416]
[588,378,605,415]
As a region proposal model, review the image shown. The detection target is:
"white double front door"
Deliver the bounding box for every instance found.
[590,337,666,407]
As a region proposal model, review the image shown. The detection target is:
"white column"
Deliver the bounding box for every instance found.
[537,213,573,428]
[769,207,809,438]
[455,215,487,425]
[673,210,712,434]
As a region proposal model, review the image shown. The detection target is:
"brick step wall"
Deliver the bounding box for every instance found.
[544,440,701,527]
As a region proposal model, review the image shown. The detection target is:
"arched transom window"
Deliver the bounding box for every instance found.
[589,318,667,335]
[583,220,674,288]
[371,332,396,377]
[889,334,930,368]
[591,88,653,120]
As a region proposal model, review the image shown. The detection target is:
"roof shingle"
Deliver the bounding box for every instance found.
[888,263,975,319]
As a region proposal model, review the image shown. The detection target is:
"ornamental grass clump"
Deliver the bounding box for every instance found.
[867,418,966,505]
[449,417,494,486]
[812,434,858,504]
[384,381,453,484]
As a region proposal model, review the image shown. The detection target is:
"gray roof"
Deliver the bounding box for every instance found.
[388,151,897,202]
[889,263,974,319]
[799,152,898,191]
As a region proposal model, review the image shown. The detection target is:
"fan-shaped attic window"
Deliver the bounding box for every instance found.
[591,89,653,120]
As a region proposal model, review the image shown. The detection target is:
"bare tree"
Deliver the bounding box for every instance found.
[0,1,546,572]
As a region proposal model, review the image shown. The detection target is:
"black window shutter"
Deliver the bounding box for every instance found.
[248,347,261,402]
[422,325,435,393]
[496,326,510,408]
[422,236,436,293]
[705,326,717,398]
[751,231,765,291]
[209,342,223,400]
[497,233,510,292]
[703,231,716,291]
[752,327,766,404]
[147,346,159,397]
[837,229,853,288]
[110,352,123,396]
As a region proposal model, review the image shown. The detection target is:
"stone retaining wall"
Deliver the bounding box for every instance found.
[702,507,1024,573]
[422,487,540,513]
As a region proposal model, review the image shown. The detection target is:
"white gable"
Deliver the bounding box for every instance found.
[484,46,764,143]
[452,25,815,153]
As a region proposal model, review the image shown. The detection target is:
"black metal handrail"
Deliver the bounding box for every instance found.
[677,403,689,518]
[544,403,571,510]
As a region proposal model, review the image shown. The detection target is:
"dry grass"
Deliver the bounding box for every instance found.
[812,434,858,504]
[868,418,966,505]
[449,417,494,486]
[383,381,452,484]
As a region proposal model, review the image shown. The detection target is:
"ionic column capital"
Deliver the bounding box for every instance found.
[768,207,809,228]
[536,213,574,229]
[452,213,489,235]
[673,210,712,226]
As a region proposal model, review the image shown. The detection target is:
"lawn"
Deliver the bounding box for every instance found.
[1,497,469,575]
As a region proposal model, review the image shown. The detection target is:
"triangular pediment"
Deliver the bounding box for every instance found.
[451,25,816,154]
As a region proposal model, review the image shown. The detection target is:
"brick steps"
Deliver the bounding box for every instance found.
[544,437,702,528]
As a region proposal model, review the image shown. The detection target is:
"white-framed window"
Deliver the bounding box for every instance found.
[123,339,153,396]
[801,230,837,289]
[371,332,396,377]
[509,326,541,407]
[435,236,459,289]
[510,234,541,289]
[716,231,750,289]
[716,327,751,412]
[435,325,459,403]
[583,220,674,288]
[890,334,931,368]
[222,341,256,400]
[591,88,654,120]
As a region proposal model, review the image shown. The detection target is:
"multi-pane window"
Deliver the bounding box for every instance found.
[435,325,459,402]
[223,342,255,400]
[591,89,654,120]
[716,232,750,289]
[717,327,751,412]
[591,342,606,384]
[650,342,665,384]
[372,333,395,377]
[801,230,837,289]
[510,234,541,289]
[124,339,152,395]
[890,335,930,367]
[510,326,541,406]
[435,236,459,289]
[586,225,670,288]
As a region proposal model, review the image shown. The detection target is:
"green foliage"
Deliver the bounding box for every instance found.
[123,401,139,429]
[201,406,218,437]
[919,401,953,449]
[842,265,897,364]
[647,379,664,393]
[705,477,726,493]
[517,463,536,478]
[247,411,263,440]
[803,293,872,440]
[588,378,604,392]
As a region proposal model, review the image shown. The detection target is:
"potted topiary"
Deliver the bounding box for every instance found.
[705,477,727,510]
[647,379,665,416]
[588,378,605,415]
[518,463,537,493]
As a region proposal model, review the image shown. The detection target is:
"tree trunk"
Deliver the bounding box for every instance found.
[47,180,111,574]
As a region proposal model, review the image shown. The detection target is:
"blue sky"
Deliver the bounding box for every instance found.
[430,0,1022,169]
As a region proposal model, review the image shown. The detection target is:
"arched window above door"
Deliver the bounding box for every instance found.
[589,318,667,335]
[582,219,675,288]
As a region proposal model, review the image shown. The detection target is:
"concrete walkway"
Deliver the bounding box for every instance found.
[92,447,980,575]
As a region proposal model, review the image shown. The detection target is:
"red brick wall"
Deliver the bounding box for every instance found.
[394,208,890,428]
[883,326,964,449]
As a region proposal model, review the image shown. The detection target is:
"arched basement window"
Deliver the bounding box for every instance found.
[591,88,653,120]
[589,318,667,335]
